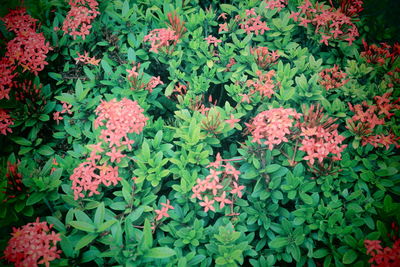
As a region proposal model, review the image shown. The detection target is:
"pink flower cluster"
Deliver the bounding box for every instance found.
[62,0,100,40]
[250,46,279,69]
[70,160,121,199]
[3,218,61,267]
[361,40,400,66]
[70,98,147,199]
[297,104,347,166]
[0,108,14,135]
[94,98,148,147]
[1,8,52,75]
[247,107,302,150]
[154,200,174,221]
[319,64,349,90]
[144,28,179,53]
[146,76,164,93]
[290,0,361,45]
[246,70,278,99]
[205,35,222,47]
[1,161,24,203]
[265,0,288,12]
[347,92,400,149]
[365,239,400,267]
[126,63,163,92]
[75,51,100,66]
[52,101,73,125]
[299,126,347,165]
[191,153,244,213]
[0,58,17,100]
[235,8,270,35]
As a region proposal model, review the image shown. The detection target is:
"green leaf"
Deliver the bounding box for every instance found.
[75,234,98,250]
[38,114,50,121]
[10,137,32,146]
[375,167,398,177]
[60,235,74,258]
[144,247,176,259]
[69,221,96,233]
[94,202,105,226]
[139,219,153,251]
[220,4,238,13]
[342,249,357,264]
[101,59,112,75]
[37,145,55,156]
[121,179,133,204]
[46,216,66,232]
[313,248,329,258]
[122,0,129,17]
[266,164,280,173]
[55,93,76,104]
[97,220,116,232]
[141,141,151,161]
[300,192,313,205]
[269,237,288,249]
[127,206,144,222]
[26,192,45,205]
[75,79,83,100]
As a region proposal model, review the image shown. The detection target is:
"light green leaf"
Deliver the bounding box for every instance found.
[144,247,176,259]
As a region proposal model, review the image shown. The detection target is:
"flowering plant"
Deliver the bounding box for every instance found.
[0,0,399,266]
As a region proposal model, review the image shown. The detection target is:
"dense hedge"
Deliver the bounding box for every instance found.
[0,0,399,266]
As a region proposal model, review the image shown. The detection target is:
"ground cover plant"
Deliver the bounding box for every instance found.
[0,0,399,266]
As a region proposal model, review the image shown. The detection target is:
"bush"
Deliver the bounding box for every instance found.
[0,0,399,266]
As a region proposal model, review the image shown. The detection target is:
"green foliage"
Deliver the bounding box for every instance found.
[0,0,399,266]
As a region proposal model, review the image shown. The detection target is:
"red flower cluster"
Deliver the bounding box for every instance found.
[365,239,400,267]
[3,218,61,267]
[265,0,288,11]
[246,70,278,99]
[126,63,163,92]
[146,76,164,93]
[299,126,347,165]
[1,8,52,75]
[144,28,179,53]
[154,200,174,221]
[94,98,148,148]
[70,160,121,199]
[319,64,349,90]
[247,107,302,150]
[361,40,400,66]
[204,35,222,47]
[1,161,24,203]
[235,8,270,35]
[70,98,147,199]
[347,92,400,149]
[0,58,17,100]
[166,12,186,40]
[250,46,279,69]
[62,0,100,40]
[0,108,14,135]
[297,104,347,165]
[192,153,244,212]
[75,51,100,66]
[290,0,361,45]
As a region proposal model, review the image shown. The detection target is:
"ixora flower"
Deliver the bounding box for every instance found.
[0,108,14,135]
[3,218,61,267]
[94,98,148,147]
[62,0,100,40]
[246,107,302,150]
[1,8,52,75]
[144,28,179,53]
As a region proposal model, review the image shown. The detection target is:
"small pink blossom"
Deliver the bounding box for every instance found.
[204,35,222,47]
[199,196,215,212]
[3,218,61,267]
